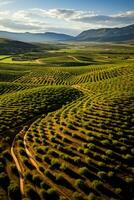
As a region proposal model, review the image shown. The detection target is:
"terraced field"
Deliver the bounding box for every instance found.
[10,63,132,86]
[0,44,134,200]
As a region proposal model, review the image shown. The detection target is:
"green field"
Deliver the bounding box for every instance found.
[0,42,134,200]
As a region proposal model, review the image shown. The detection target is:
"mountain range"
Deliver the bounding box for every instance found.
[76,24,134,42]
[0,31,74,43]
[0,24,134,43]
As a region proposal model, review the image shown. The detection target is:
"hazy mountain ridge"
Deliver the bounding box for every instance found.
[0,31,74,43]
[0,24,133,43]
[76,24,134,42]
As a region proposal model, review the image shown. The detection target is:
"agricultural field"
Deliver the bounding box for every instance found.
[0,43,134,200]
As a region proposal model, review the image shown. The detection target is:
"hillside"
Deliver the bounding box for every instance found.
[76,24,134,42]
[0,43,134,200]
[0,38,38,54]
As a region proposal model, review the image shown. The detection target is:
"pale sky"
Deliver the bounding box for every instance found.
[0,0,134,35]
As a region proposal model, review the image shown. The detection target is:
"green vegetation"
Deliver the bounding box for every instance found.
[0,42,134,200]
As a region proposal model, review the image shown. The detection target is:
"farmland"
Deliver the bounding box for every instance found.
[0,42,134,200]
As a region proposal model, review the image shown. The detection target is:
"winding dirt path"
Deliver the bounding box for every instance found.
[36,59,44,64]
[11,138,24,195]
[68,55,81,62]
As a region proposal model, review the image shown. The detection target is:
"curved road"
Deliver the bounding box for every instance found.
[11,137,24,195]
[68,55,81,62]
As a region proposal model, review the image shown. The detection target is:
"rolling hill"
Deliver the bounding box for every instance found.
[0,38,38,54]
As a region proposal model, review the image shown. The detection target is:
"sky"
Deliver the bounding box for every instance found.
[0,0,134,35]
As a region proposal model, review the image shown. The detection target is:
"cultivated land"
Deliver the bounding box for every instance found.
[0,42,134,200]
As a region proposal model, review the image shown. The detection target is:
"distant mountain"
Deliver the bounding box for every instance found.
[0,38,38,54]
[76,24,134,42]
[0,31,74,43]
[0,24,133,43]
[41,32,74,41]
